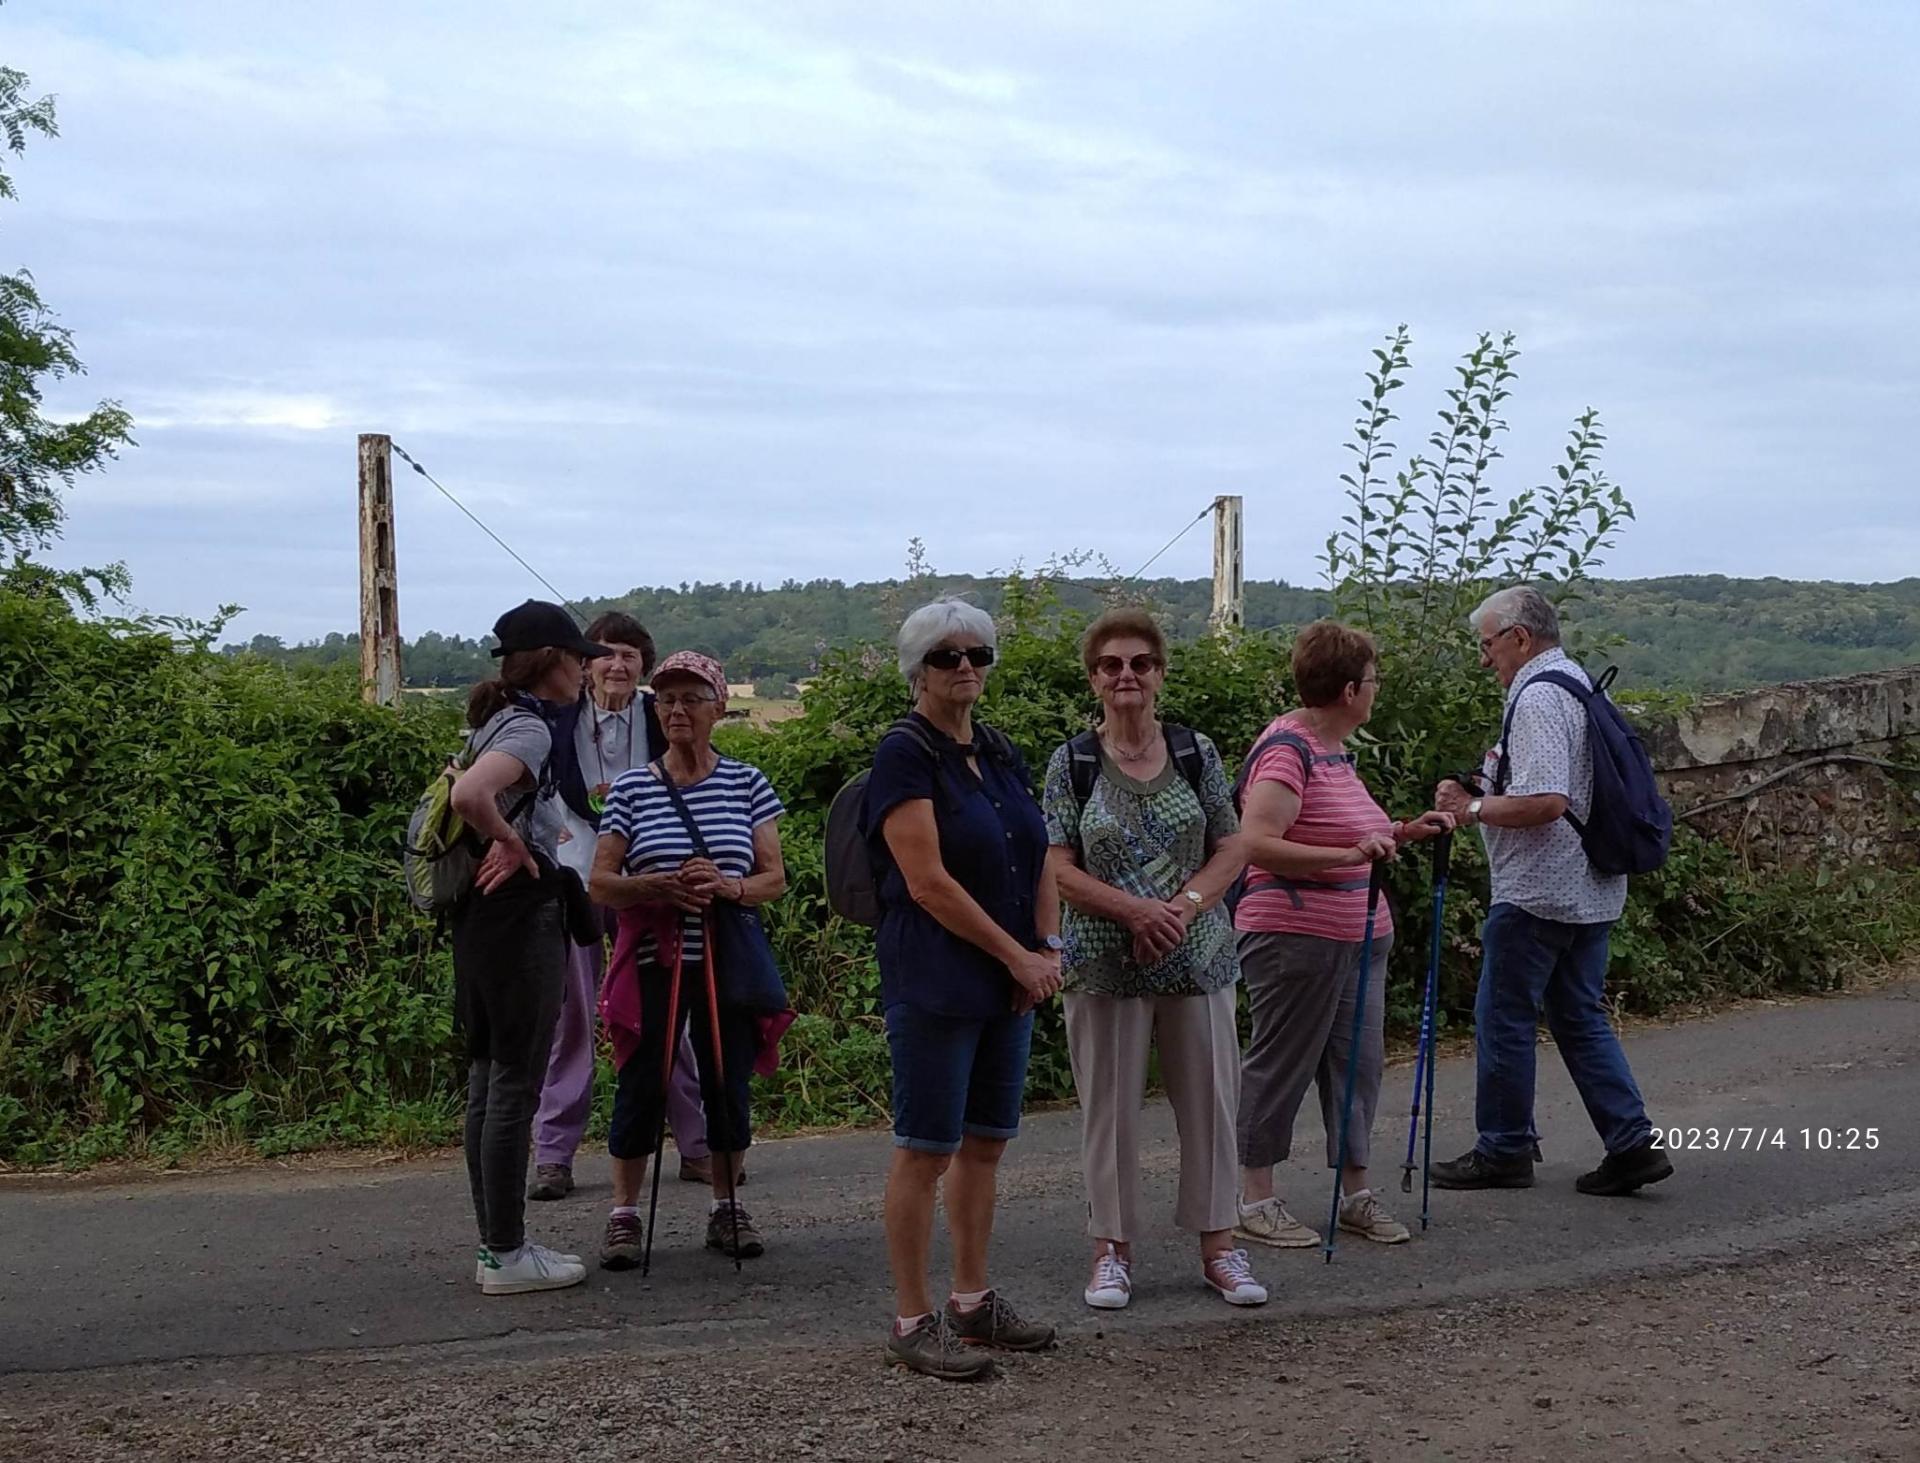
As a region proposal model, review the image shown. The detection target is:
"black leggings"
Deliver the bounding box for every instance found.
[609,961,759,1160]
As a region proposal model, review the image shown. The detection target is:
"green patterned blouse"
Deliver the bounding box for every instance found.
[1041,732,1241,998]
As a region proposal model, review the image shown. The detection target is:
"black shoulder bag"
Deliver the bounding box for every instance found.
[652,762,789,1015]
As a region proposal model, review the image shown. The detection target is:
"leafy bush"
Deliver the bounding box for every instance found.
[0,591,462,1162]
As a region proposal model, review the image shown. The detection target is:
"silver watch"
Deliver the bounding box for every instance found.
[1041,934,1065,952]
[1467,797,1484,825]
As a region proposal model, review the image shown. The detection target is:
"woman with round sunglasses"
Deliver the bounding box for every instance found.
[862,597,1062,1381]
[1040,608,1266,1311]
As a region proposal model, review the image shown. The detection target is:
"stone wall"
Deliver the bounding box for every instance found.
[1637,665,1920,868]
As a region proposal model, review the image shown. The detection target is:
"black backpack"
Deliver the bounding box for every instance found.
[1062,723,1208,833]
[823,717,1019,927]
[1493,665,1672,877]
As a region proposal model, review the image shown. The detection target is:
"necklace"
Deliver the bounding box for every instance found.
[1101,721,1160,761]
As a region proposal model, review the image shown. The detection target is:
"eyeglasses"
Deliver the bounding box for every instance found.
[1093,653,1163,677]
[656,692,718,710]
[1478,626,1521,654]
[923,645,995,671]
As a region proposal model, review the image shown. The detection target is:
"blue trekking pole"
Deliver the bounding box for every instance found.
[1324,859,1389,1264]
[1402,831,1452,1230]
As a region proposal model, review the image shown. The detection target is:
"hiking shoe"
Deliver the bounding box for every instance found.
[480,1244,587,1295]
[527,1164,574,1201]
[944,1290,1056,1351]
[476,1242,580,1284]
[1235,1196,1320,1248]
[1084,1244,1132,1310]
[1429,1147,1535,1189]
[1203,1248,1269,1307]
[600,1212,645,1270]
[1576,1141,1675,1196]
[884,1314,996,1382]
[706,1203,765,1259]
[1338,1189,1411,1244]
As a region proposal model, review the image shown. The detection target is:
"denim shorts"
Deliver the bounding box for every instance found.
[884,1003,1034,1154]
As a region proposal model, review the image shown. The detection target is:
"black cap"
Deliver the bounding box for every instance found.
[489,600,613,660]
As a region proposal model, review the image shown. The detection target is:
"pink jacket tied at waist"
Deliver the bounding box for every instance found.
[599,904,793,1075]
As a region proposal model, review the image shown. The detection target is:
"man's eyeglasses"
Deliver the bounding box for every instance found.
[656,692,718,710]
[1093,653,1163,677]
[1478,626,1521,654]
[923,645,995,671]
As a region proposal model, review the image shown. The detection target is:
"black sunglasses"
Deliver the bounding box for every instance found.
[923,645,995,671]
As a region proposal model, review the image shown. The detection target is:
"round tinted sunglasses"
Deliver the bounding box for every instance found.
[923,645,995,671]
[1093,653,1162,677]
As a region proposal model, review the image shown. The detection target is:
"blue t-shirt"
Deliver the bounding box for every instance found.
[860,715,1050,1020]
[601,757,784,964]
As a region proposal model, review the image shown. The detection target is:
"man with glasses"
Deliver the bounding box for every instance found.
[1429,586,1673,1197]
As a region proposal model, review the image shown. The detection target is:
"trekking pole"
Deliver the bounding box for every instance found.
[642,952,686,1279]
[699,925,743,1274]
[1402,831,1452,1199]
[1324,858,1389,1264]
[1420,900,1441,1233]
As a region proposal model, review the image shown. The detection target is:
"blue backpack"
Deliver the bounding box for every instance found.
[1494,665,1672,877]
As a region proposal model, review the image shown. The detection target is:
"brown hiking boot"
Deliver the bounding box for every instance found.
[526,1164,573,1201]
[705,1203,765,1259]
[884,1314,995,1381]
[599,1212,644,1270]
[943,1291,1055,1351]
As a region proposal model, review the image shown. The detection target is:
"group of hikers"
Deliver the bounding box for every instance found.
[436,582,1675,1381]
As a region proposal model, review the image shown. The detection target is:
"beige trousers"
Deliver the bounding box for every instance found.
[1064,986,1242,1241]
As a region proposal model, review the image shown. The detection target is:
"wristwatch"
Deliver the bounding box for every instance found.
[1040,934,1065,952]
[1467,798,1484,826]
[1182,889,1204,912]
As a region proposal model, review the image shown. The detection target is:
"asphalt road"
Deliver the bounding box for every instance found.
[2,980,1915,1379]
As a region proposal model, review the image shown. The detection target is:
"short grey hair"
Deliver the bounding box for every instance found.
[1471,585,1562,645]
[897,596,998,686]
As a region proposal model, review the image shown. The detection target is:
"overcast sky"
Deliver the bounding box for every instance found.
[8,1,1917,639]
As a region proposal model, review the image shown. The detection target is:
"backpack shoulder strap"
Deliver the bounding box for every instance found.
[1066,730,1102,807]
[1163,723,1207,800]
[1494,669,1588,794]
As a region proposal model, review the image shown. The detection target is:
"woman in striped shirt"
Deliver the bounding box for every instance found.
[1233,621,1453,1251]
[589,651,787,1267]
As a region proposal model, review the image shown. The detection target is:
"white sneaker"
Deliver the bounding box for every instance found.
[1338,1189,1411,1245]
[479,1244,588,1295]
[1234,1197,1319,1249]
[1084,1243,1132,1310]
[475,1243,582,1285]
[1203,1248,1269,1307]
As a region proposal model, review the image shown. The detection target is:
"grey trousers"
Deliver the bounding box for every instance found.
[1065,986,1242,1241]
[457,896,567,1253]
[1236,929,1394,1172]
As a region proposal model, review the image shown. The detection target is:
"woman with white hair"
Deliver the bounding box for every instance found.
[861,597,1063,1381]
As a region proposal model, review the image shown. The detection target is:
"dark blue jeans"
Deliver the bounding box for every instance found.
[1474,903,1653,1159]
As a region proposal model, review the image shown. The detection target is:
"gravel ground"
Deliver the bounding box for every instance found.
[3,1235,1913,1463]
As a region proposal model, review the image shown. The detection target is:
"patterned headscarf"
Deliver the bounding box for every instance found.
[650,650,729,711]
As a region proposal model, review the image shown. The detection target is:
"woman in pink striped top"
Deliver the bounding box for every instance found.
[1232,621,1453,1250]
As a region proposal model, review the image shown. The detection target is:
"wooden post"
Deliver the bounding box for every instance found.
[358,433,403,705]
[1210,494,1244,631]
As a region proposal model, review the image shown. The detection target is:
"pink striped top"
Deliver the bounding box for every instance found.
[1234,714,1395,942]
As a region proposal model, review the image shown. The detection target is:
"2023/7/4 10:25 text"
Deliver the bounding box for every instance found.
[1650,1127,1880,1152]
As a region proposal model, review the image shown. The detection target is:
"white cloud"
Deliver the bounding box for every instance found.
[7,0,1917,637]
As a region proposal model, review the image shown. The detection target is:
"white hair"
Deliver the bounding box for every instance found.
[1471,585,1562,645]
[897,596,998,686]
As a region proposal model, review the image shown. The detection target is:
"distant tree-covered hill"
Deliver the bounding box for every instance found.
[226,574,1920,694]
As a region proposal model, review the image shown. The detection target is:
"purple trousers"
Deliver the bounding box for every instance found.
[532,924,708,1168]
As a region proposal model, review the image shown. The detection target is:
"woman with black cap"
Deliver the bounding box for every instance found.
[449,599,609,1295]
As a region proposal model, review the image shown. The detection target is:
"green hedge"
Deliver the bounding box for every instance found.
[3,586,1913,1166]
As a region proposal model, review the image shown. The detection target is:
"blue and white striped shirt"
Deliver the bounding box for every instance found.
[600,758,785,963]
